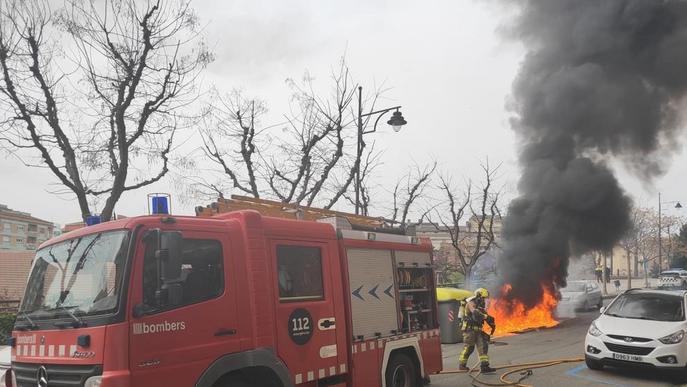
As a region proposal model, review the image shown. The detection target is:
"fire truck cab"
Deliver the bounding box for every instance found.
[8,210,442,387]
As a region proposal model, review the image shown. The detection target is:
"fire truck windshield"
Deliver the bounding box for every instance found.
[16,230,130,326]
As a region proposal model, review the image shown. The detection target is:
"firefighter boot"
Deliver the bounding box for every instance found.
[458,363,469,371]
[480,363,496,374]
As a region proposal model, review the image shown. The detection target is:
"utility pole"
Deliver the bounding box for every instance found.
[659,192,663,272]
[657,193,683,274]
[353,87,406,215]
[355,86,363,215]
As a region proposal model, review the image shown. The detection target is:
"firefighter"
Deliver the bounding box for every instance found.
[458,287,496,373]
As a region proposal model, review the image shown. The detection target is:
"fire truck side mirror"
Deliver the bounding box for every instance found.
[156,283,183,308]
[159,231,183,282]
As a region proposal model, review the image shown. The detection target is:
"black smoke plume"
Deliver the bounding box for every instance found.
[500,0,687,308]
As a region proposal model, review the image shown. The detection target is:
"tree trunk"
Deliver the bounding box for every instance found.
[643,256,649,288]
[463,264,473,290]
[77,193,92,224]
[626,248,632,291]
[602,252,608,295]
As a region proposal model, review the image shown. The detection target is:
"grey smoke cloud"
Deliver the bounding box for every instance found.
[500,0,687,307]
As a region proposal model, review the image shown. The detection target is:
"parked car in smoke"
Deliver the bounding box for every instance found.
[585,289,687,378]
[0,346,10,386]
[558,280,603,311]
[658,270,687,289]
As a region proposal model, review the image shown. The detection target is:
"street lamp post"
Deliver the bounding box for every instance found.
[658,192,683,272]
[355,86,407,215]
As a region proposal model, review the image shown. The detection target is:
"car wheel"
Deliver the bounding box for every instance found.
[585,356,604,371]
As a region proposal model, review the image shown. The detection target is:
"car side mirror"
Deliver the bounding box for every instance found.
[599,306,605,314]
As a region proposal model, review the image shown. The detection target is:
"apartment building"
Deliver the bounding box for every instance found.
[0,203,55,250]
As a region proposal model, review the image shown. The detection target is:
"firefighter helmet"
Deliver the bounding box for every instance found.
[474,288,489,298]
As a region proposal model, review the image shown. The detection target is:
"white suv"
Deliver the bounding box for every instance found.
[585,289,687,376]
[0,346,10,387]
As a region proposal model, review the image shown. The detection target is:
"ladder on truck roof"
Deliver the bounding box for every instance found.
[195,195,416,236]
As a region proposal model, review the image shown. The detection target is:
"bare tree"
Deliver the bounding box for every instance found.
[198,89,266,199]
[335,142,383,216]
[619,213,636,290]
[388,162,437,229]
[618,206,684,287]
[431,161,501,288]
[196,57,388,210]
[267,61,358,207]
[0,0,211,222]
[619,206,653,290]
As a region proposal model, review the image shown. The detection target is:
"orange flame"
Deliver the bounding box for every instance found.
[487,283,559,337]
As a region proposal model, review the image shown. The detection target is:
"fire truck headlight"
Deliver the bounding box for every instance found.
[84,376,102,387]
[588,321,603,337]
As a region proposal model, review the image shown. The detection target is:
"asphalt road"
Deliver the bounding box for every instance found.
[430,300,686,387]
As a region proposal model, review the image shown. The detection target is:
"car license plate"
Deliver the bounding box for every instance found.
[612,353,642,362]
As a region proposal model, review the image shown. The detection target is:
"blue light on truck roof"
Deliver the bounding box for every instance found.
[152,196,169,215]
[86,215,101,226]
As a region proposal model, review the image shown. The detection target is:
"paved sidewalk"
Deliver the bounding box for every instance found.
[598,277,659,299]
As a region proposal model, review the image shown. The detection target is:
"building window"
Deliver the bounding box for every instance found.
[28,224,37,232]
[3,224,10,233]
[277,245,324,302]
[17,224,25,233]
[2,236,9,243]
[16,238,24,244]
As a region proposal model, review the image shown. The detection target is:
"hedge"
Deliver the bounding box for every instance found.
[0,313,16,344]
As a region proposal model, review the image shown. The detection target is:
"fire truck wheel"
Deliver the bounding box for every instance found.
[385,353,420,387]
[215,375,250,387]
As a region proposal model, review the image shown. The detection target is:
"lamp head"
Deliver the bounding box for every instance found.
[387,110,407,132]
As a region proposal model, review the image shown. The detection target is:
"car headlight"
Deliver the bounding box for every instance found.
[659,330,684,344]
[588,321,603,337]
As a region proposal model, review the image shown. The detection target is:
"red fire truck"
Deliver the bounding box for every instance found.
[7,210,442,387]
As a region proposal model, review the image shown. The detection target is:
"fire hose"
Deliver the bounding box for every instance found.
[439,318,584,387]
[439,357,585,387]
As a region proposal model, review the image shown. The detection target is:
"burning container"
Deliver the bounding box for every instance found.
[436,287,472,344]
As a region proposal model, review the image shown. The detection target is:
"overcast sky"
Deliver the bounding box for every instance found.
[1,0,685,225]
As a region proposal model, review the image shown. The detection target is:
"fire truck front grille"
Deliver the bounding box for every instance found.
[12,362,103,387]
